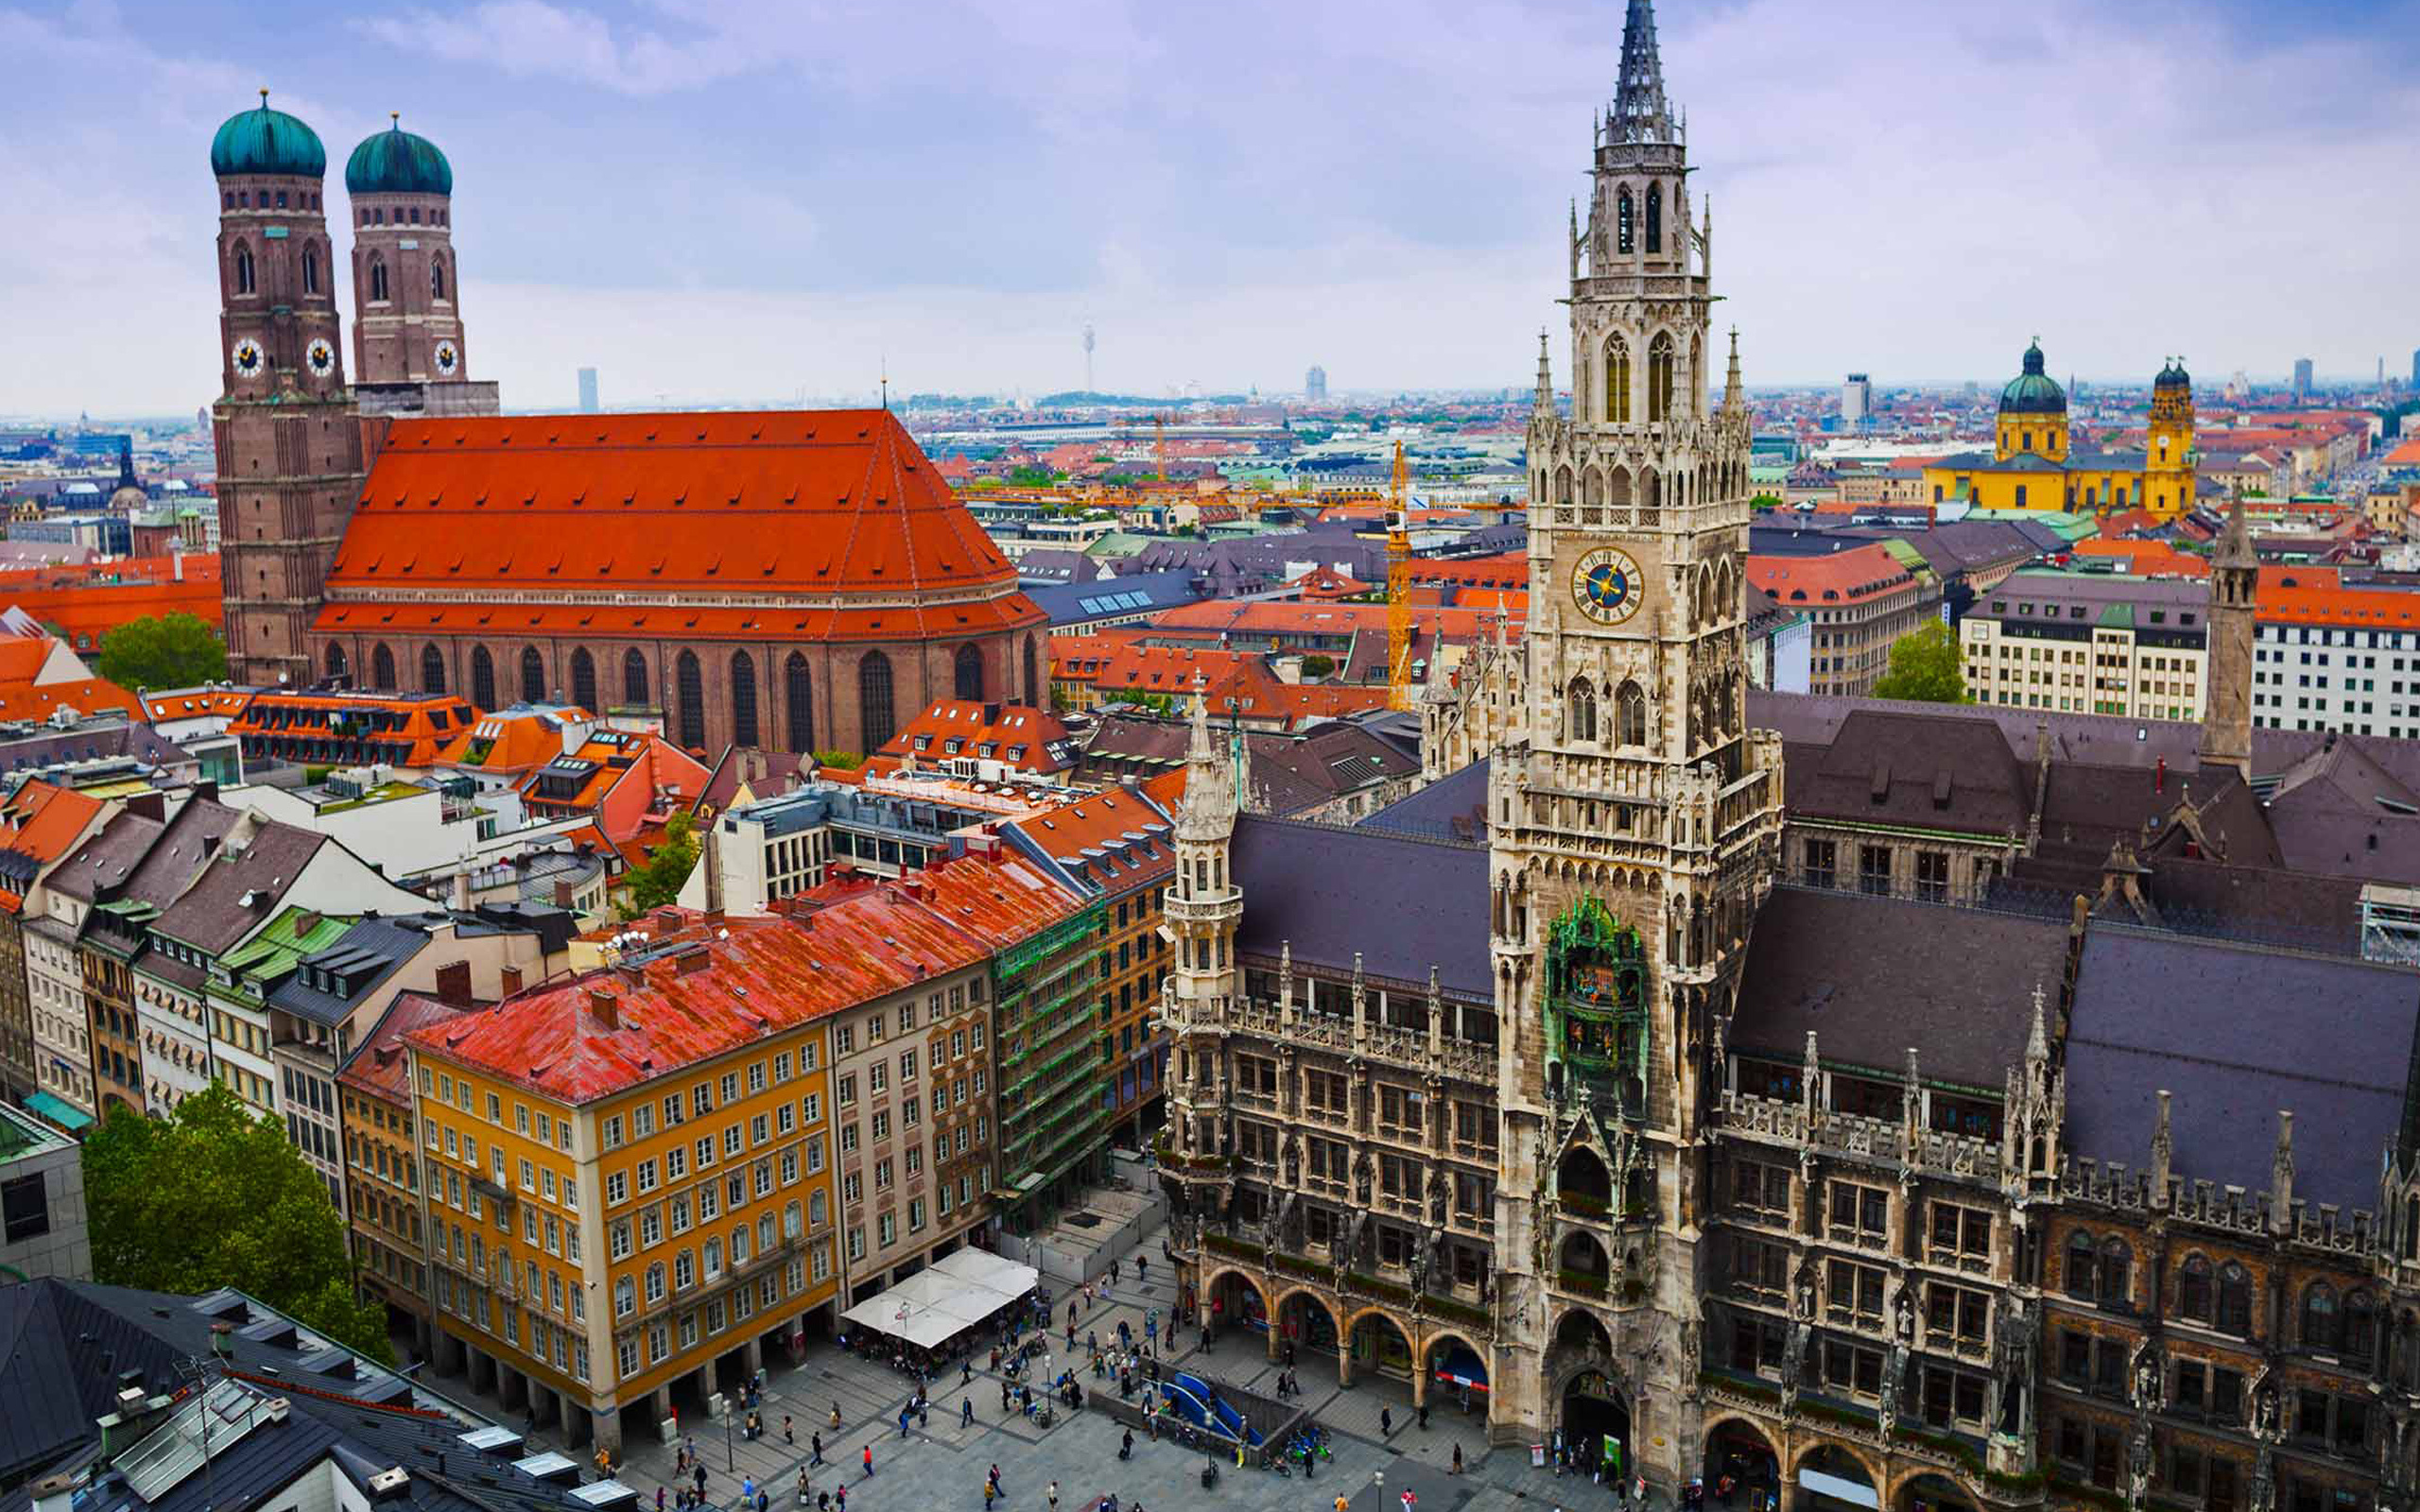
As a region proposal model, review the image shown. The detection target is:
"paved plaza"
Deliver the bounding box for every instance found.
[419,1227,1662,1512]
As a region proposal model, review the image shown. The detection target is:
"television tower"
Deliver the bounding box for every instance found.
[1083,322,1097,394]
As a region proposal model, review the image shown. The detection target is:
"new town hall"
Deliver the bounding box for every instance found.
[1155,8,2420,1512]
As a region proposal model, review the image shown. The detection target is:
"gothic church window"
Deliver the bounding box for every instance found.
[954,644,983,702]
[422,644,446,695]
[1023,636,1040,706]
[432,258,447,300]
[1568,678,1597,742]
[372,644,396,690]
[571,648,596,712]
[302,247,320,296]
[370,258,389,302]
[2304,1283,2339,1351]
[786,654,813,753]
[470,647,496,711]
[731,650,759,747]
[2217,1263,2252,1333]
[233,245,255,296]
[1604,335,1632,423]
[624,649,649,707]
[1647,184,1663,252]
[326,644,348,682]
[859,651,895,751]
[1616,189,1634,253]
[675,651,704,748]
[2177,1254,2212,1321]
[520,646,545,704]
[1648,333,1675,421]
[1616,680,1647,746]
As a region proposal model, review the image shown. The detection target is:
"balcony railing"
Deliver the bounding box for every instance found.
[1716,1090,2001,1182]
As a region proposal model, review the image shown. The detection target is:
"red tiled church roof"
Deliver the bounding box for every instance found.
[319,409,1042,639]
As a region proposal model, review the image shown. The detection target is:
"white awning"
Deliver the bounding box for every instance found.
[1799,1469,1879,1509]
[838,1250,1040,1349]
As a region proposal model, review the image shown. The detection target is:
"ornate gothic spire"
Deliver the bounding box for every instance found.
[1611,0,1673,145]
[1533,328,1555,417]
[2215,489,2255,571]
[1722,326,1743,413]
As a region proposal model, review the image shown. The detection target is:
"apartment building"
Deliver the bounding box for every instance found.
[0,782,110,1125]
[2253,574,2420,739]
[999,782,1180,1147]
[341,989,462,1359]
[1748,543,1941,696]
[402,846,1080,1457]
[1962,571,2209,720]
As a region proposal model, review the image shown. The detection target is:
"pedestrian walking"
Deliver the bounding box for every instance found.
[655,1488,665,1512]
[862,1444,873,1477]
[756,1493,769,1512]
[1452,1443,1464,1475]
[1137,1255,1149,1282]
[741,1475,755,1505]
[984,1485,994,1512]
[784,1415,794,1445]
[1047,1480,1060,1510]
[1382,1407,1393,1437]
[811,1431,824,1466]
[693,1467,707,1498]
[834,1487,845,1512]
[961,1399,974,1428]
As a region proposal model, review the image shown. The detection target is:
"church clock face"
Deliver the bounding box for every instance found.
[305,338,335,377]
[433,340,459,377]
[1572,546,1645,627]
[231,338,264,379]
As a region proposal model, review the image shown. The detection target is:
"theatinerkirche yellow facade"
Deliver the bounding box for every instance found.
[1924,342,2197,520]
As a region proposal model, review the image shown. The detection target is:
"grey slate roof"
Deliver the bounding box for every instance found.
[1231,815,1490,998]
[151,821,326,954]
[266,916,437,1027]
[1730,886,2069,1088]
[2064,930,2420,1210]
[1357,758,1490,842]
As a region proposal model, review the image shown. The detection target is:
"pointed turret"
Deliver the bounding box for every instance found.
[1721,326,1743,414]
[1533,328,1555,418]
[1610,0,1673,145]
[2200,490,2257,775]
[1175,674,1237,841]
[2215,490,2254,571]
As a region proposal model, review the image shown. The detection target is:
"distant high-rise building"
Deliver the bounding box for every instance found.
[2293,357,2313,400]
[2411,349,2418,387]
[1305,364,1328,402]
[578,367,599,413]
[1082,324,1096,394]
[1841,372,1871,425]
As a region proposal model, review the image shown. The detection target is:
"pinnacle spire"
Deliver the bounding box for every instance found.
[1532,328,1554,416]
[1611,0,1673,145]
[2216,489,2254,570]
[1186,672,1215,763]
[1722,326,1742,411]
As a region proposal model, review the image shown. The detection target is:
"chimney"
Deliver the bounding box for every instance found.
[31,1474,75,1512]
[450,863,473,911]
[587,988,620,1029]
[434,960,473,1008]
[500,965,524,997]
[675,948,713,976]
[553,879,575,907]
[293,910,320,938]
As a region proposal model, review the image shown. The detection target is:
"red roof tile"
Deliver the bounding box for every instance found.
[1747,543,1920,606]
[319,409,1043,642]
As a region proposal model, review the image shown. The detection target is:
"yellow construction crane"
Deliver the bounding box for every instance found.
[1386,440,1414,710]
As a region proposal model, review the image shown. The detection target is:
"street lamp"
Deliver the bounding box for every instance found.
[724,1399,735,1473]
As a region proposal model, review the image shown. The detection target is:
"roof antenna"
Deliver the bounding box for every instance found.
[880,354,889,412]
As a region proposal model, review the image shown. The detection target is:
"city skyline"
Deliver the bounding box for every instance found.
[6,0,2418,414]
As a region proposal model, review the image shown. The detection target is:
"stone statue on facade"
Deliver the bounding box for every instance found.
[2126,1426,2153,1510]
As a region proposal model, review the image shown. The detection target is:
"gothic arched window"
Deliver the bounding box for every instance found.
[519,646,545,705]
[1555,466,1574,507]
[302,247,320,296]
[421,644,446,695]
[675,651,704,748]
[570,648,596,712]
[2218,1263,2253,1333]
[1567,678,1597,743]
[371,643,396,690]
[954,644,983,702]
[1616,679,1648,747]
[2177,1254,2212,1321]
[859,651,895,751]
[369,257,389,303]
[786,653,813,753]
[623,648,649,707]
[2065,1232,2097,1299]
[2304,1282,2340,1351]
[431,257,447,301]
[2098,1239,2132,1307]
[470,646,496,711]
[2345,1290,2377,1363]
[1604,334,1632,424]
[1646,184,1663,253]
[325,643,348,682]
[233,244,255,296]
[1024,635,1040,706]
[1616,189,1634,254]
[1648,333,1676,422]
[731,650,759,747]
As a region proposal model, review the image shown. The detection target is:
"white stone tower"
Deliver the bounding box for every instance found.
[1485,0,1784,1472]
[1159,680,1245,1238]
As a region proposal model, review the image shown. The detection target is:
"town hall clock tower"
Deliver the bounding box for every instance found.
[1485,0,1785,1470]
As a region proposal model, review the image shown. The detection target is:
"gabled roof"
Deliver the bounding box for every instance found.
[321,410,1044,640]
[339,989,469,1103]
[152,820,328,955]
[881,700,1077,777]
[1784,708,2032,837]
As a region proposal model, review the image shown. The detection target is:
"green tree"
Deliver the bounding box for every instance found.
[810,748,865,771]
[624,810,700,913]
[83,1084,391,1362]
[1871,619,1971,704]
[93,612,228,691]
[1300,654,1336,680]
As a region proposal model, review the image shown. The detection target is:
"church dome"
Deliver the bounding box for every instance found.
[346,117,454,196]
[2155,358,2191,389]
[211,92,326,179]
[1998,341,2066,415]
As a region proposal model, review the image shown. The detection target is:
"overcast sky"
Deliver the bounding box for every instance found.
[7,0,2417,419]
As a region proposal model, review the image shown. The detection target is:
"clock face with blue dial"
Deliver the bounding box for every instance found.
[1572,546,1644,626]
